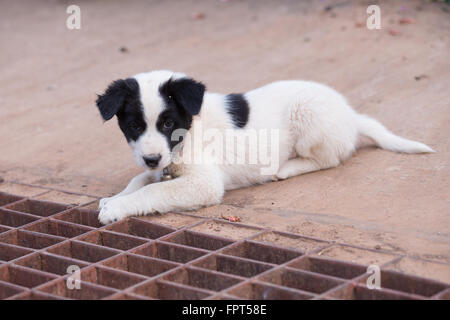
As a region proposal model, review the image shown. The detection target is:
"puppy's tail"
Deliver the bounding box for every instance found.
[356,114,435,154]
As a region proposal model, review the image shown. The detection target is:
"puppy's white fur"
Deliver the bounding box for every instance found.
[98,70,433,224]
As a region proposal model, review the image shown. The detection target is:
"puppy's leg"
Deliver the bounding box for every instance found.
[275,158,323,180]
[276,142,343,180]
[99,171,162,209]
[98,166,224,224]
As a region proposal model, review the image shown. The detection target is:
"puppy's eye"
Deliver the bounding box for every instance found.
[163,119,174,130]
[130,122,144,133]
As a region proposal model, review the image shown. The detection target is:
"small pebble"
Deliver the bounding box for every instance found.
[388,29,401,36]
[414,74,428,81]
[193,12,205,20]
[399,17,414,24]
[375,245,381,250]
[119,46,128,53]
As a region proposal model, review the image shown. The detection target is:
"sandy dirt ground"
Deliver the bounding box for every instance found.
[0,0,449,282]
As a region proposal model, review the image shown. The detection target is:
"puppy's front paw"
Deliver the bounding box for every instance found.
[98,198,129,225]
[275,171,289,180]
[99,196,116,210]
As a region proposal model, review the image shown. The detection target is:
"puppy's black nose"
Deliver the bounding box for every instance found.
[143,154,161,168]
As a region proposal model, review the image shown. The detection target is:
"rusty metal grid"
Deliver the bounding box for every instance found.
[0,186,449,300]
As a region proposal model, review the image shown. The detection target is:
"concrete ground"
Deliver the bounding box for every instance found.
[0,1,449,282]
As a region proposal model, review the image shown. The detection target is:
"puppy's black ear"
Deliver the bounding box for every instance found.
[96,78,139,121]
[163,78,206,116]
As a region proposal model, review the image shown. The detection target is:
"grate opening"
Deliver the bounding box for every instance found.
[227,281,315,300]
[77,230,147,251]
[328,283,421,300]
[0,281,27,299]
[193,254,274,278]
[106,218,176,240]
[131,241,208,263]
[46,241,120,263]
[163,267,243,292]
[5,199,69,217]
[222,241,302,265]
[434,288,450,300]
[288,256,367,280]
[0,208,40,228]
[133,280,211,300]
[0,264,57,288]
[358,270,448,298]
[0,225,12,234]
[0,230,65,250]
[0,192,24,207]
[101,253,178,278]
[10,291,66,300]
[37,279,117,300]
[258,267,344,294]
[81,266,147,290]
[164,230,234,251]
[53,208,103,228]
[23,219,93,238]
[14,252,89,276]
[0,242,33,262]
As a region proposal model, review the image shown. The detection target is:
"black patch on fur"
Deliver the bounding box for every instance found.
[158,77,206,150]
[159,78,206,116]
[225,93,249,128]
[96,78,146,142]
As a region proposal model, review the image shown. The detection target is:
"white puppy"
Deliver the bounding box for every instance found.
[95,70,434,224]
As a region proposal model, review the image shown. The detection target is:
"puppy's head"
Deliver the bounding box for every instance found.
[96,70,205,170]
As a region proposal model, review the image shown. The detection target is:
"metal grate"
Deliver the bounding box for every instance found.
[0,190,448,300]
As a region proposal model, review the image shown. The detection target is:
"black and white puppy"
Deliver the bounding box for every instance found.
[95,70,434,224]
